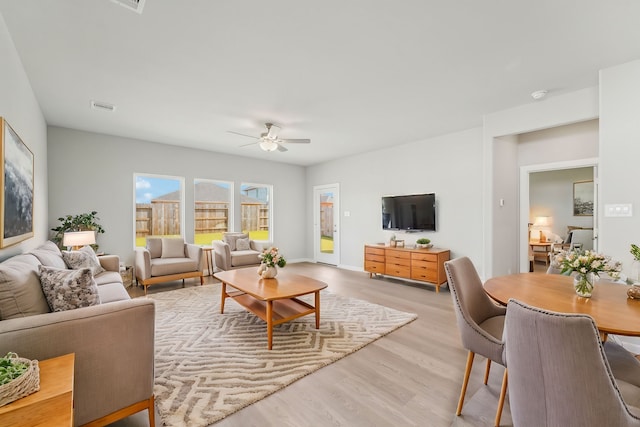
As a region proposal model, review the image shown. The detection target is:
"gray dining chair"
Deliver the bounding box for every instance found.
[505,299,640,427]
[444,257,508,426]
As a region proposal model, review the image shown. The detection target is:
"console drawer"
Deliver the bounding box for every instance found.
[411,252,437,262]
[365,246,385,257]
[365,261,385,274]
[385,264,411,279]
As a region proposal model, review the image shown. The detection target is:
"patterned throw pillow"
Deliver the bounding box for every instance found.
[235,238,251,251]
[39,266,100,312]
[62,246,105,275]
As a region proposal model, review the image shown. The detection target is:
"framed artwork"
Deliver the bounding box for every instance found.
[1,117,34,248]
[573,180,594,216]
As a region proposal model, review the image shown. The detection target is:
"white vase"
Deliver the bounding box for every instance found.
[261,266,278,279]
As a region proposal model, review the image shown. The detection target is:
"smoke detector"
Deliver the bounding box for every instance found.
[90,100,116,112]
[531,90,548,100]
[110,0,146,14]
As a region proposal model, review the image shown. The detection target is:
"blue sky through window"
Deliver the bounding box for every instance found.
[135,175,181,203]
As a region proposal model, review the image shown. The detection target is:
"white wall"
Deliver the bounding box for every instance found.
[0,13,47,261]
[492,135,518,275]
[47,127,307,265]
[599,60,640,273]
[306,127,484,271]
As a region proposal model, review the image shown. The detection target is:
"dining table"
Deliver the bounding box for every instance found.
[484,273,640,338]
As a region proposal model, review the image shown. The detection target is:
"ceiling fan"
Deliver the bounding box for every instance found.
[229,123,311,152]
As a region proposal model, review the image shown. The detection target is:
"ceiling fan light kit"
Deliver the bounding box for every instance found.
[229,123,312,153]
[259,140,279,152]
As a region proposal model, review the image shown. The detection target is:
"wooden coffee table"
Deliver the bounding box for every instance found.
[214,267,328,349]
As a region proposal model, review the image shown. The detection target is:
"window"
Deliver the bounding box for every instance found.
[134,174,184,247]
[194,179,233,245]
[240,183,271,241]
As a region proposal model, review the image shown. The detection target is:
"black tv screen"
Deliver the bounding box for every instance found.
[382,193,436,231]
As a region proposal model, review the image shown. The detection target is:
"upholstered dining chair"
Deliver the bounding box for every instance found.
[444,257,508,426]
[505,299,640,427]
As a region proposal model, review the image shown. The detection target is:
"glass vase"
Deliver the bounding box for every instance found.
[573,272,595,298]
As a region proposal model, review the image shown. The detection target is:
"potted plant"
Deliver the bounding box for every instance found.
[51,211,105,250]
[415,238,432,249]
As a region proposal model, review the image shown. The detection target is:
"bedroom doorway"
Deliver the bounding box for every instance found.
[520,159,598,273]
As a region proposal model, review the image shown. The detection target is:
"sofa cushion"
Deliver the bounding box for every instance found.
[147,237,162,259]
[224,233,249,251]
[0,255,50,320]
[161,238,185,258]
[94,271,124,286]
[151,258,198,276]
[97,283,131,303]
[236,238,251,251]
[62,246,105,275]
[231,250,261,267]
[39,266,100,312]
[30,240,67,269]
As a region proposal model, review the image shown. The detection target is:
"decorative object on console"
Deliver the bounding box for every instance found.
[415,238,432,249]
[0,117,34,249]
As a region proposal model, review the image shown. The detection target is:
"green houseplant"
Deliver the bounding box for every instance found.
[416,238,431,249]
[51,211,105,250]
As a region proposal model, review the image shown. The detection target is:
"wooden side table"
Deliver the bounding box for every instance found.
[202,246,214,276]
[0,353,75,426]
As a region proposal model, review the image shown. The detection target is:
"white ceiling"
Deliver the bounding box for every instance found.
[1,1,639,166]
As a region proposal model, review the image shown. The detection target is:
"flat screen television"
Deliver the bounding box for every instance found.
[382,193,436,231]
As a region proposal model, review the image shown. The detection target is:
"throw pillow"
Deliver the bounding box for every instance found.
[223,233,249,251]
[146,237,162,259]
[235,238,251,251]
[161,238,185,258]
[0,256,50,320]
[29,240,67,269]
[39,266,100,312]
[62,246,105,275]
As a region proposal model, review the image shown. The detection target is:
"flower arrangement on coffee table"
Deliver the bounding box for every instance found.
[257,247,286,278]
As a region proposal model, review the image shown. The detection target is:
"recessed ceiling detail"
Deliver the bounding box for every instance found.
[110,0,146,14]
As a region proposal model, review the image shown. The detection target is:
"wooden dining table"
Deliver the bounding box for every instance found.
[484,273,640,337]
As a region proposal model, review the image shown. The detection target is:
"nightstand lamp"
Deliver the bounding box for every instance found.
[63,230,96,250]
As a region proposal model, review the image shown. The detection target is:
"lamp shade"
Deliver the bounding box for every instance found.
[533,216,550,227]
[63,230,96,248]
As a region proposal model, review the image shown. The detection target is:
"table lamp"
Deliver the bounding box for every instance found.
[63,230,96,250]
[532,216,551,242]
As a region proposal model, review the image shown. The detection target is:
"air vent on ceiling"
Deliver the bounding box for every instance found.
[91,100,116,112]
[110,0,146,14]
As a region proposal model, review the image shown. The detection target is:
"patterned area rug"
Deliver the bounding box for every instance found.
[146,284,417,426]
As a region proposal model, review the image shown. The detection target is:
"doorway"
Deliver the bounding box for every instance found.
[313,184,340,265]
[519,159,598,273]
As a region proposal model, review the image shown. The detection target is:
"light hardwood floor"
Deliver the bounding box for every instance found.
[111,262,512,427]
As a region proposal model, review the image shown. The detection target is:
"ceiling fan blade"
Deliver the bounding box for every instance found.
[228,131,259,139]
[277,143,288,152]
[280,138,311,144]
[239,141,257,148]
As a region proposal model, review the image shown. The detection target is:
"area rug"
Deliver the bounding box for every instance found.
[145,284,417,426]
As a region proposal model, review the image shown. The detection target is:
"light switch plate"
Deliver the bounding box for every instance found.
[604,204,633,217]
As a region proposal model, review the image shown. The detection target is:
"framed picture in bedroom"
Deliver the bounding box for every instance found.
[573,180,594,216]
[1,117,34,248]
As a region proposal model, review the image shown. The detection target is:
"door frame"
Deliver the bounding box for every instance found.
[313,183,340,265]
[519,158,599,273]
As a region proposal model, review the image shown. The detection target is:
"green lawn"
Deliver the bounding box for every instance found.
[137,230,270,247]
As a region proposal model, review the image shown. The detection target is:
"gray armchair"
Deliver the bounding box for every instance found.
[212,232,264,272]
[444,257,508,426]
[505,299,640,426]
[135,237,203,294]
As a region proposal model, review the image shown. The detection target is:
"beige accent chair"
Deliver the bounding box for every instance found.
[444,257,508,426]
[505,299,640,426]
[212,232,264,271]
[135,237,204,294]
